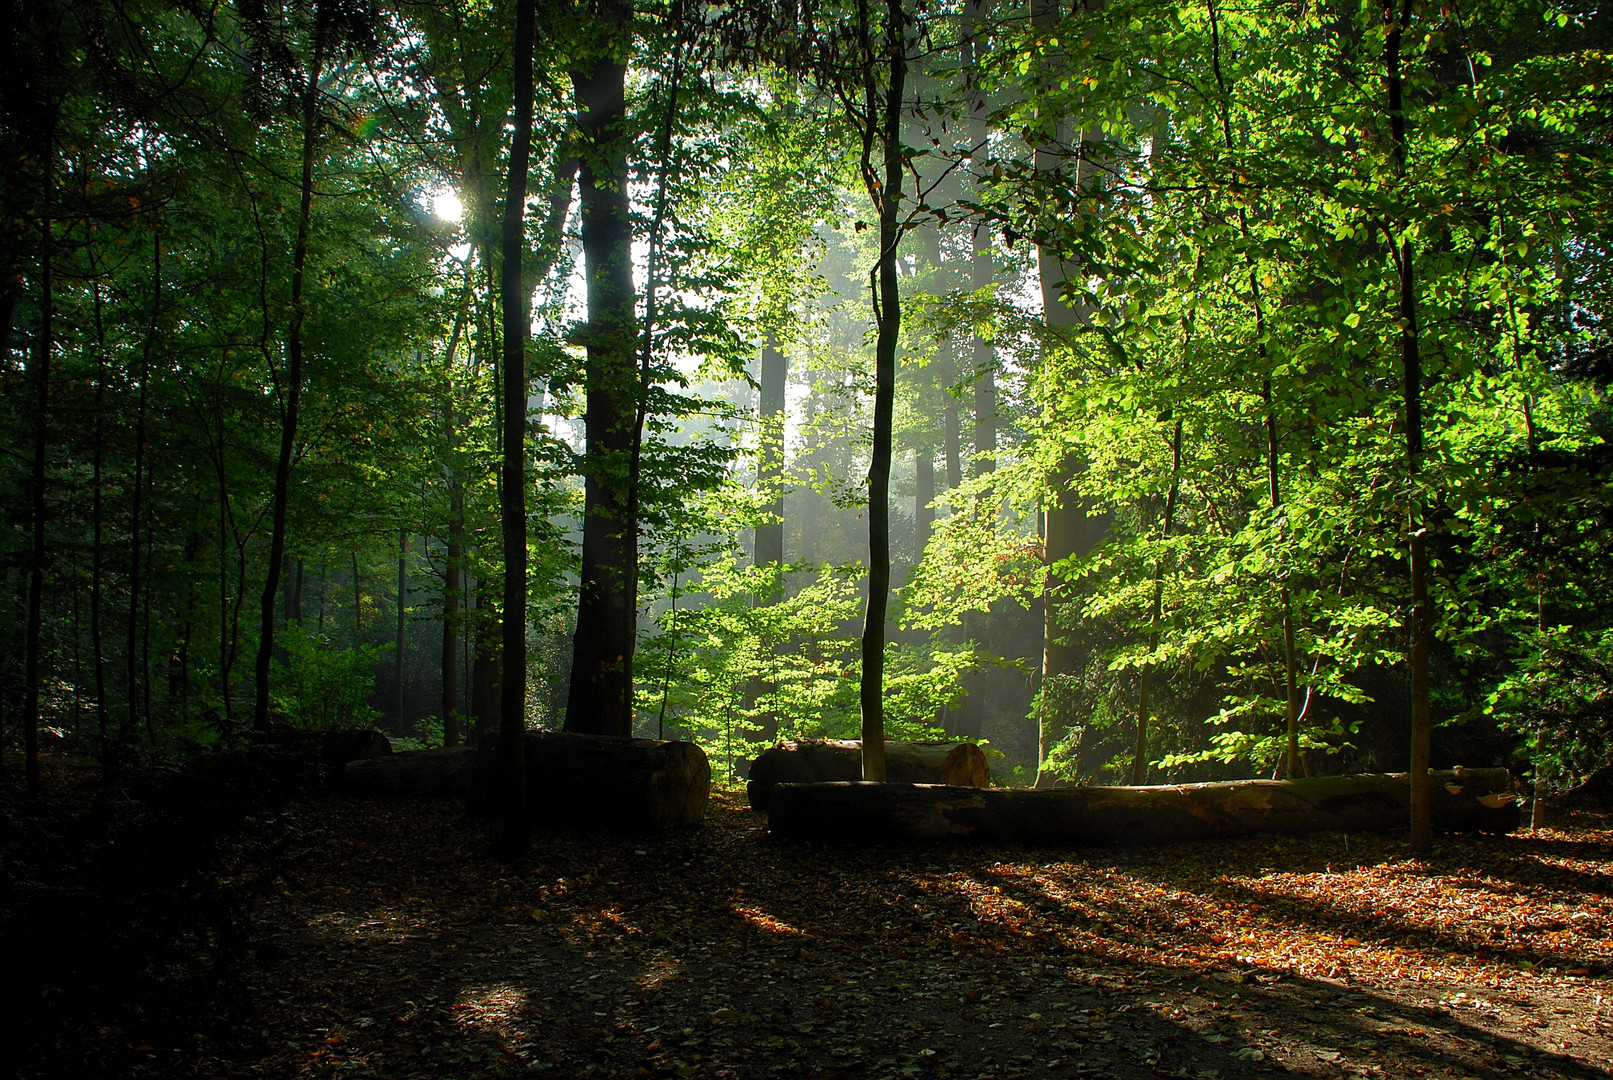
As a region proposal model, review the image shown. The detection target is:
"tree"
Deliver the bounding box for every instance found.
[565,0,640,738]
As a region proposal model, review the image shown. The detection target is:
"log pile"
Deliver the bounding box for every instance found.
[748,739,989,811]
[344,731,711,831]
[766,768,1520,846]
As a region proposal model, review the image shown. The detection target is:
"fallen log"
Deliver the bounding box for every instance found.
[263,726,392,770]
[342,746,476,797]
[766,769,1519,846]
[511,730,710,831]
[344,733,710,831]
[748,739,989,810]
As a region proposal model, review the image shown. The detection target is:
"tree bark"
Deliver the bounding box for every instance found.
[1132,418,1182,784]
[496,0,536,856]
[1384,0,1432,855]
[915,445,934,552]
[749,739,989,810]
[22,128,54,796]
[857,0,907,784]
[88,264,111,775]
[339,734,712,831]
[566,10,638,738]
[395,531,408,727]
[254,40,325,732]
[471,590,501,743]
[756,338,787,571]
[963,0,995,479]
[767,769,1519,846]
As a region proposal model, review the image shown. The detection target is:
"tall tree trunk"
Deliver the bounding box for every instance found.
[395,530,408,727]
[1030,0,1093,784]
[964,0,995,480]
[1264,382,1300,779]
[755,339,787,572]
[916,446,935,552]
[565,12,637,738]
[89,267,112,775]
[254,41,325,732]
[497,0,536,856]
[438,285,471,747]
[23,129,54,796]
[443,452,464,747]
[1132,420,1183,783]
[1384,0,1432,854]
[1206,0,1302,784]
[751,336,788,745]
[943,395,962,491]
[857,0,907,783]
[129,237,157,745]
[352,550,363,639]
[472,594,502,743]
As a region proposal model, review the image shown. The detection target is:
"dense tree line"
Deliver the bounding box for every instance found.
[2,0,1608,850]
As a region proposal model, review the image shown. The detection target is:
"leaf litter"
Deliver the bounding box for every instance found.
[10,778,1613,1079]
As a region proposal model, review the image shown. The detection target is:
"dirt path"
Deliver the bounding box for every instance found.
[229,793,1612,1079]
[13,782,1613,1079]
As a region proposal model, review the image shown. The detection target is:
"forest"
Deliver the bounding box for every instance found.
[3,0,1612,1076]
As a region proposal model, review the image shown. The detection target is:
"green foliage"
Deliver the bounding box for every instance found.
[1485,627,1613,789]
[270,625,388,732]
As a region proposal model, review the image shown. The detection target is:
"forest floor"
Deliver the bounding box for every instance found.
[7,761,1613,1080]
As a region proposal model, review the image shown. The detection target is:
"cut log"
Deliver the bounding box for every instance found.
[343,746,475,797]
[748,739,989,810]
[468,731,711,831]
[343,733,710,831]
[262,726,392,769]
[766,768,1519,846]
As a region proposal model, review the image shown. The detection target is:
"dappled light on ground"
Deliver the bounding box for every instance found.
[15,785,1611,1078]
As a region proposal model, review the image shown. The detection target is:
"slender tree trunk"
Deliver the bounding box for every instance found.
[1030,0,1092,784]
[472,594,501,743]
[916,447,935,552]
[943,395,962,491]
[352,551,363,639]
[128,237,158,745]
[1133,420,1183,784]
[443,479,463,747]
[89,270,111,775]
[565,12,637,738]
[23,138,54,795]
[858,0,907,783]
[963,0,995,479]
[1264,384,1300,778]
[440,291,471,748]
[1384,0,1432,854]
[254,41,325,732]
[1207,0,1303,784]
[751,336,788,745]
[755,339,787,572]
[497,0,536,855]
[396,531,407,727]
[216,445,232,725]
